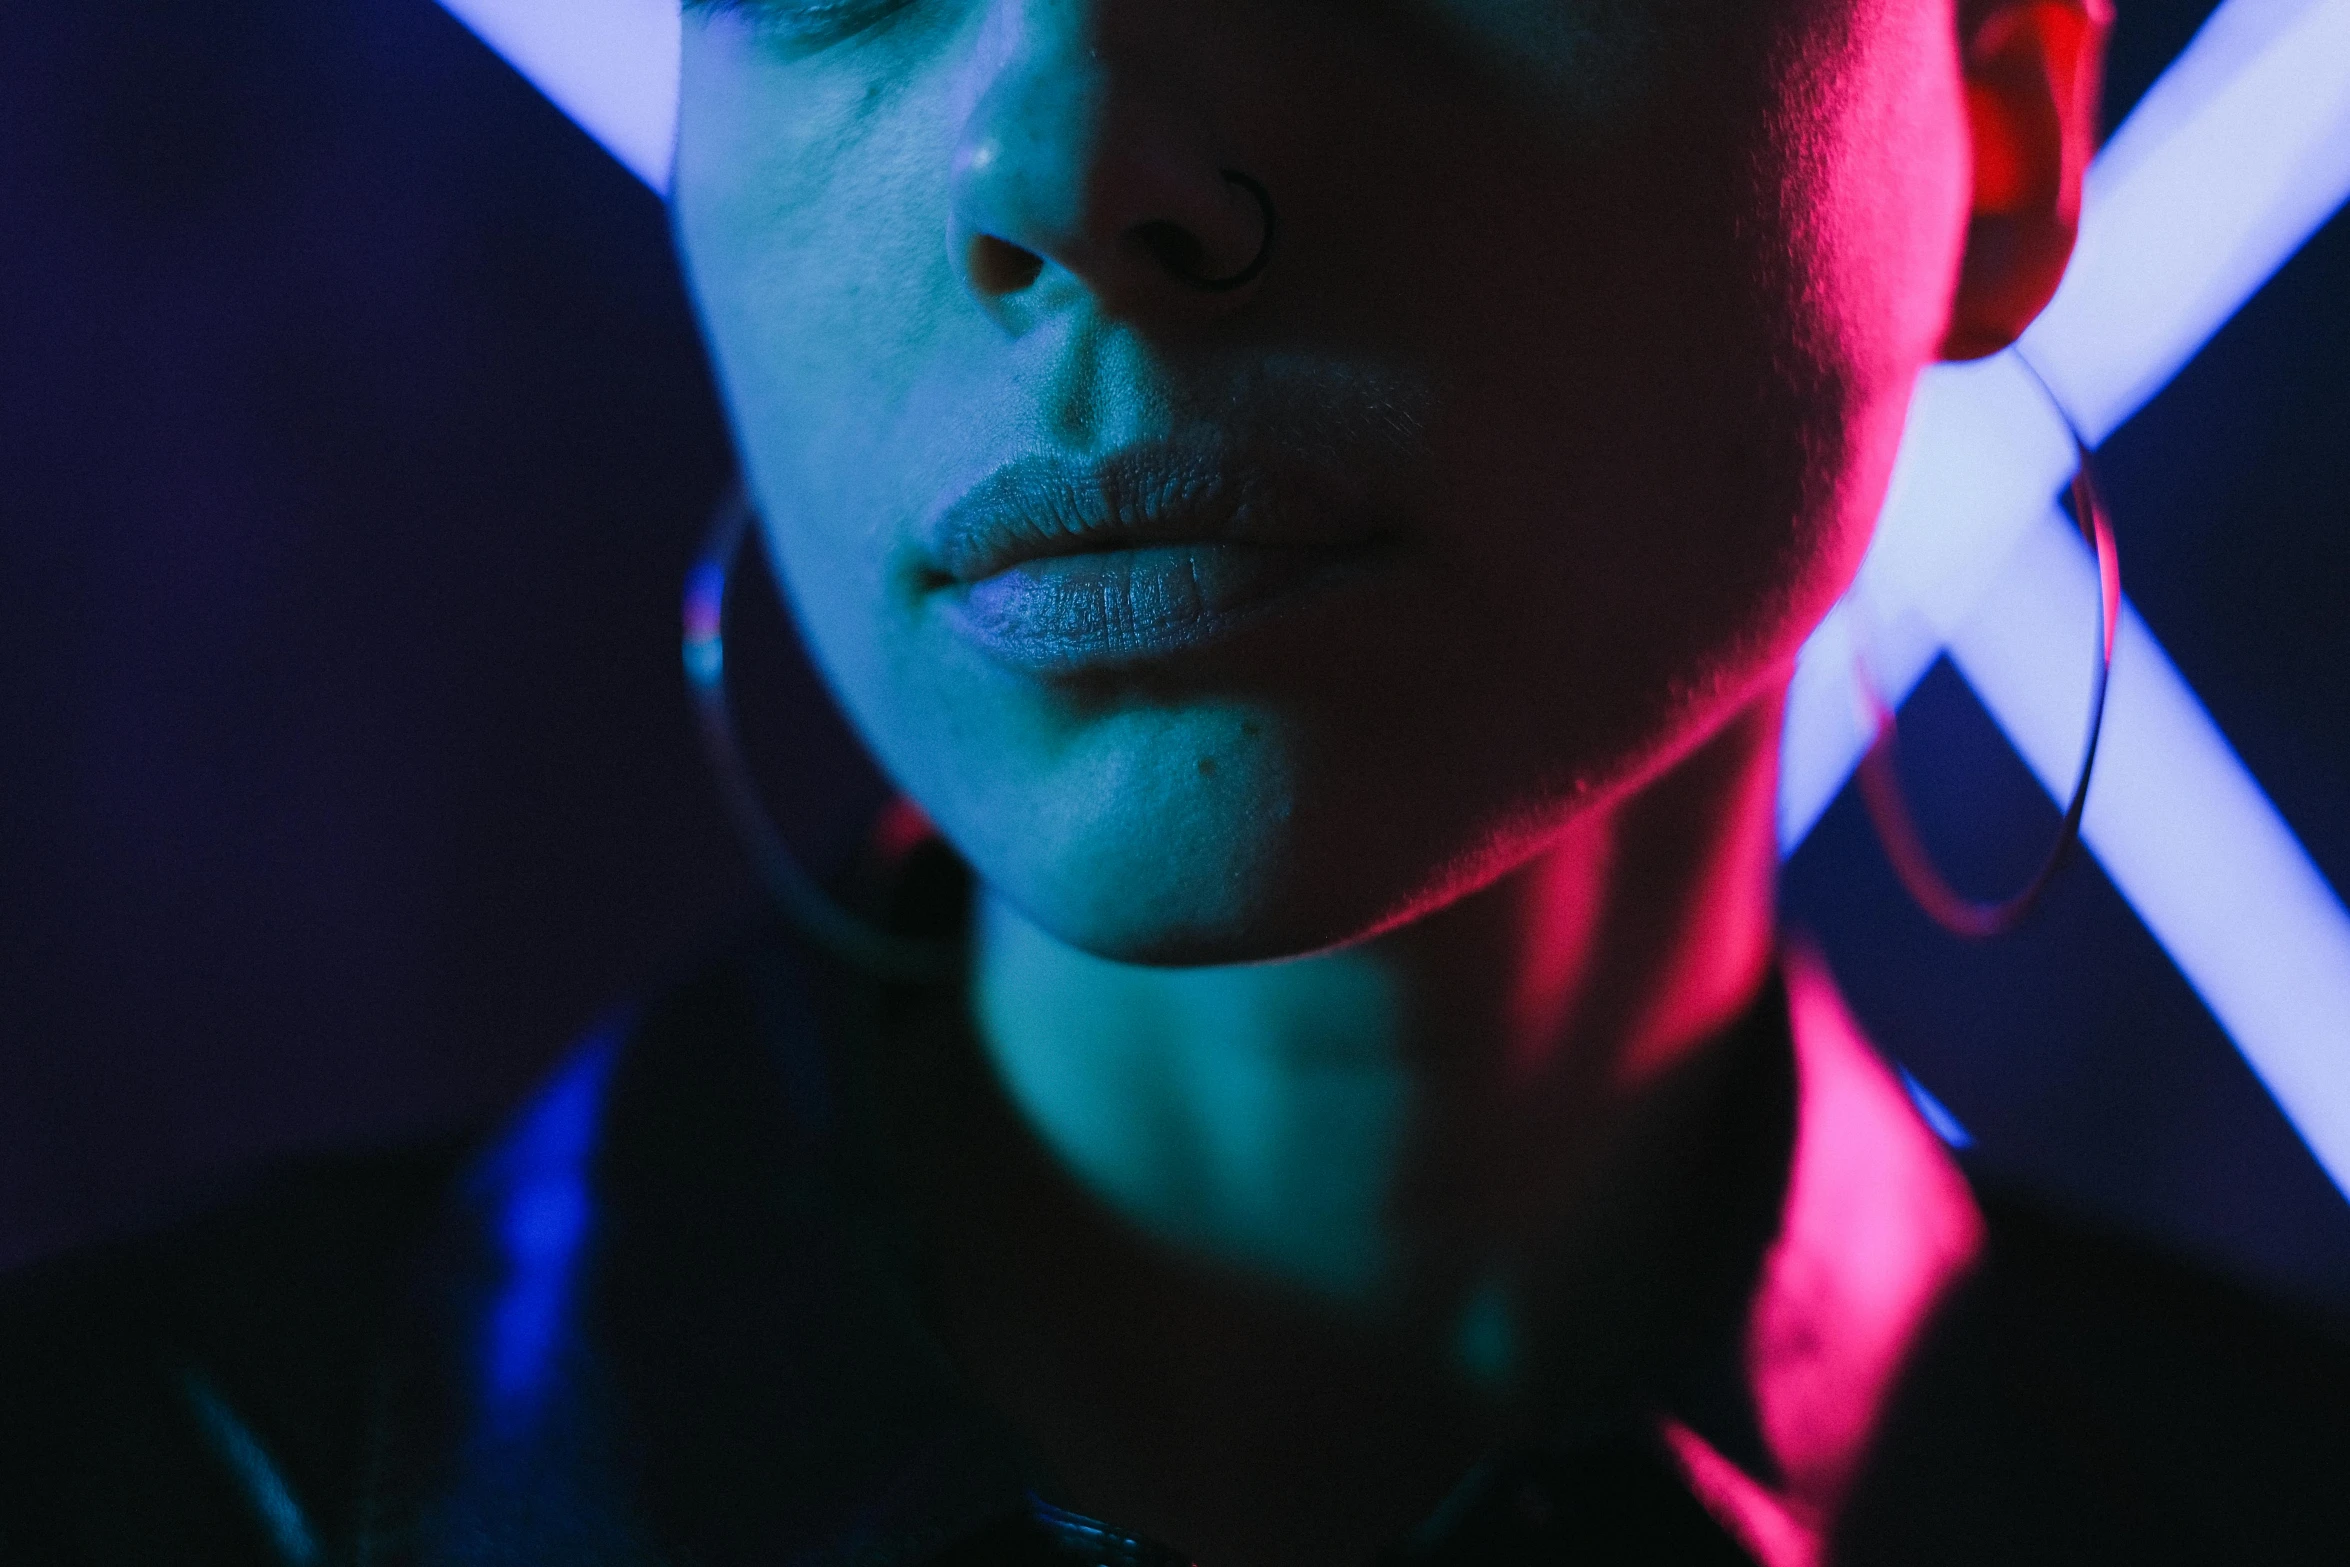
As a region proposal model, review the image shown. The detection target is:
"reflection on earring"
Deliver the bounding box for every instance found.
[684,485,962,985]
[1855,355,2120,939]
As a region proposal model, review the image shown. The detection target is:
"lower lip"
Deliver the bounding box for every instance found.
[937,541,1371,675]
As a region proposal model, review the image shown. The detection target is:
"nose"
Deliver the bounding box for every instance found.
[947,12,1273,320]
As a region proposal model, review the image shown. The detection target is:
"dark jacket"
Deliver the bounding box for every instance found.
[5,915,2348,1566]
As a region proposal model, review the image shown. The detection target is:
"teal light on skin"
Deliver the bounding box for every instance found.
[975,886,1413,1303]
[966,707,1788,1331]
[1448,1273,1524,1394]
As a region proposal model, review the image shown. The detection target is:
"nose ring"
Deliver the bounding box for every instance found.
[1174,169,1278,293]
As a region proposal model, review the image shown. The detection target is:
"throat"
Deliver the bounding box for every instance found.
[883,899,1797,1567]
[884,692,1797,1563]
[971,889,1419,1304]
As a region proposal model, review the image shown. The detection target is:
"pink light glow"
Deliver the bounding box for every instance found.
[1746,952,1985,1519]
[1659,1419,1818,1567]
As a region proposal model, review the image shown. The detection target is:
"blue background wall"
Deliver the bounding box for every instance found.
[3,0,2345,1317]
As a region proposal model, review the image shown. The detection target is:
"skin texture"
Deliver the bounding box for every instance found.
[670,2,2103,1562]
[674,0,1968,966]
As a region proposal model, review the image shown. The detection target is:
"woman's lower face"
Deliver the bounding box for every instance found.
[671,0,1973,965]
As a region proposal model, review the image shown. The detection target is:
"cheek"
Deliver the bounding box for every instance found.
[1769,0,1973,420]
[673,24,970,514]
[673,25,984,755]
[1803,28,1975,611]
[1649,0,1974,656]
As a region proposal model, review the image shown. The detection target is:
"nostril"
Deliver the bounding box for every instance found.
[968,234,1047,296]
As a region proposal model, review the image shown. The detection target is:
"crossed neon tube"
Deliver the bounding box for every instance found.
[438,0,2350,1199]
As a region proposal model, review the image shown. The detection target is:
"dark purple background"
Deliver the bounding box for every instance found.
[5,0,2348,1319]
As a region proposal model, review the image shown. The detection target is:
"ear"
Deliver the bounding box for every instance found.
[1940,0,2111,361]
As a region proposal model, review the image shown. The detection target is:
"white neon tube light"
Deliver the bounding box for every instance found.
[1948,506,2350,1193]
[435,0,681,193]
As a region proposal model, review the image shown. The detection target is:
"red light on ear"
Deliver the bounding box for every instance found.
[1966,79,2033,215]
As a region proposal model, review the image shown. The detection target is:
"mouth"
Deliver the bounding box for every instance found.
[919,438,1392,675]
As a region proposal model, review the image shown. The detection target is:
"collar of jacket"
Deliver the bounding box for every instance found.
[366,920,1049,1567]
[359,920,1980,1567]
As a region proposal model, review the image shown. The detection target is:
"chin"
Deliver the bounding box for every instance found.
[1017,897,1384,971]
[958,783,1541,970]
[976,844,1342,971]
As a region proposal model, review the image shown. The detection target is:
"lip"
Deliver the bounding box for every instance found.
[920,440,1388,675]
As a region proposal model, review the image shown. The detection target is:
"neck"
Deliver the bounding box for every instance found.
[968,686,1785,1361]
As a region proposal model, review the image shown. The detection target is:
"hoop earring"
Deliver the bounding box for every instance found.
[1854,355,2121,939]
[683,485,963,985]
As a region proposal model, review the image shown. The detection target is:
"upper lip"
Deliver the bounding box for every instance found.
[920,438,1380,587]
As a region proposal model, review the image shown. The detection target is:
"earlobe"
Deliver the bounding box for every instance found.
[1940,0,2110,361]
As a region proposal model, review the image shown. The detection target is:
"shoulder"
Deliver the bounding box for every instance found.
[1974,1188,2350,1387]
[1983,1192,2350,1525]
[0,1138,464,1565]
[1841,1186,2350,1564]
[0,915,846,1565]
